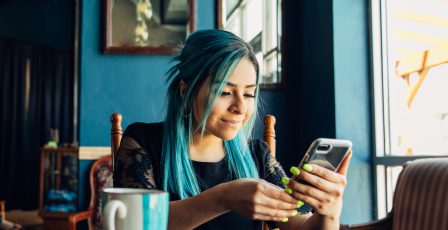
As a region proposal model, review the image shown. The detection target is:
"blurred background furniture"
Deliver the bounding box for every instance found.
[1,200,5,223]
[346,158,448,230]
[38,147,79,229]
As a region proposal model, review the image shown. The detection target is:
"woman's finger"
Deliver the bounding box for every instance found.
[257,193,298,211]
[250,200,298,219]
[261,181,301,205]
[287,179,331,202]
[286,191,321,211]
[297,163,346,185]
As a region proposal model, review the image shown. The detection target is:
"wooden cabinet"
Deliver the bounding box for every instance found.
[38,148,79,230]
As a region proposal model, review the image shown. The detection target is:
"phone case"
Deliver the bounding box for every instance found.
[294,138,352,213]
[298,138,352,171]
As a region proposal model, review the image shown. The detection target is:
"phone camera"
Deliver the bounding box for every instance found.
[317,144,331,151]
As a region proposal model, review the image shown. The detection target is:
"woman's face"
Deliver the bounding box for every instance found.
[193,58,257,140]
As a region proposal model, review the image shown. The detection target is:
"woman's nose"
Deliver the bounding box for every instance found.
[229,94,246,114]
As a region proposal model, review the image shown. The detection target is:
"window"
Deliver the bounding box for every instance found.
[371,0,448,218]
[217,0,282,88]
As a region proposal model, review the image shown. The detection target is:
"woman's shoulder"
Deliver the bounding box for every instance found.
[249,139,269,152]
[124,122,164,137]
[123,122,164,150]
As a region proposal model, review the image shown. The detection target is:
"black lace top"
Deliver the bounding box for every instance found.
[113,122,287,230]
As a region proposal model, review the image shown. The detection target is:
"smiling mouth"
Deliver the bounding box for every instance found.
[221,119,243,127]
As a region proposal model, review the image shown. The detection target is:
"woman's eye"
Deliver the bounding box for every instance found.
[221,91,231,96]
[244,94,256,98]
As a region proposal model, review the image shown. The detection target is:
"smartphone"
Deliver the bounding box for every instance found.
[294,138,352,213]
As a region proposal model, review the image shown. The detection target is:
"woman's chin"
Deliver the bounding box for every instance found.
[217,131,239,141]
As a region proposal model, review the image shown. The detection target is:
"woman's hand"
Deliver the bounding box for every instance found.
[217,178,300,222]
[285,151,352,220]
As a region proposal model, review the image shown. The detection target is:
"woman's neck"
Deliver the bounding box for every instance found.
[190,132,225,162]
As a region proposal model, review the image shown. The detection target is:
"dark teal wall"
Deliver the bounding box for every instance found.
[0,1,73,48]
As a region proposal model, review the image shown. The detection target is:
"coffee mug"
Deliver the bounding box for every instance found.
[102,188,169,230]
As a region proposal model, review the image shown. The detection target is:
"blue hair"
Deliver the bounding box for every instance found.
[161,29,261,199]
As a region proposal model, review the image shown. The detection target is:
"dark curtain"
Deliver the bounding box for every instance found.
[0,38,74,210]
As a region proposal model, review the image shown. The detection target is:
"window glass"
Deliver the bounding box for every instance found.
[227,9,242,37]
[245,0,262,42]
[372,0,448,219]
[222,0,282,87]
[383,0,448,156]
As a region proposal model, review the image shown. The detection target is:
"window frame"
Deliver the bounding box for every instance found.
[216,0,284,89]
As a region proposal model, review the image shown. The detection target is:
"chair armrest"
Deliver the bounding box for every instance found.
[345,213,393,230]
[68,210,93,226]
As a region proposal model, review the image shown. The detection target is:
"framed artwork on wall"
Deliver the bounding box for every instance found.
[104,0,196,54]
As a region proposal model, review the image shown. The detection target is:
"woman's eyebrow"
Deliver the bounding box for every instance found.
[224,81,257,88]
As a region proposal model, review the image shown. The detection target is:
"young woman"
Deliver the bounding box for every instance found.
[113,29,351,230]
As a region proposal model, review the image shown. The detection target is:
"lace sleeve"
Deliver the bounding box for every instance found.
[113,135,157,189]
[262,143,287,189]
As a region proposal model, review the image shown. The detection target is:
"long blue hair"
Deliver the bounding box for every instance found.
[161,29,261,199]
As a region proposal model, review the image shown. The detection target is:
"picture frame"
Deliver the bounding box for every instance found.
[103,0,196,54]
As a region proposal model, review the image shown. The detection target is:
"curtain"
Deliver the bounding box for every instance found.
[0,38,74,210]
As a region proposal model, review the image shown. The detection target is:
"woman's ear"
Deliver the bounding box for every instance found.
[179,80,187,98]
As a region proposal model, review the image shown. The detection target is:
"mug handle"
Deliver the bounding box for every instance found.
[103,200,127,230]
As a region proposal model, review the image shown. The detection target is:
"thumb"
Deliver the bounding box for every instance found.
[336,150,352,176]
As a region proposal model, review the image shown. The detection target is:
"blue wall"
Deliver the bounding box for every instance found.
[333,0,373,223]
[79,1,215,147]
[78,0,373,225]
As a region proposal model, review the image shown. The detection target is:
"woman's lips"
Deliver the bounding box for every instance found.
[221,119,243,127]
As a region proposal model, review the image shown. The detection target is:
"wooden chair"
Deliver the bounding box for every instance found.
[345,158,448,230]
[263,115,276,158]
[67,114,122,230]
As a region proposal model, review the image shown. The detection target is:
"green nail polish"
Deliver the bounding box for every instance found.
[290,166,300,176]
[291,210,298,216]
[281,217,289,222]
[281,177,289,185]
[297,200,304,208]
[285,188,292,195]
[303,164,313,172]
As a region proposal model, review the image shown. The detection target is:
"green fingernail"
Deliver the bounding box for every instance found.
[281,217,289,222]
[281,177,289,185]
[303,164,313,172]
[285,187,292,195]
[297,200,304,208]
[291,210,298,216]
[290,166,300,176]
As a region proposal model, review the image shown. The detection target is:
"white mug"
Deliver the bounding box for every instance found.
[102,188,169,230]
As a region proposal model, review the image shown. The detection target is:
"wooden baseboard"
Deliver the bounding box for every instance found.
[78,147,110,160]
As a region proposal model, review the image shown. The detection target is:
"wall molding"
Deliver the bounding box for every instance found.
[79,146,110,160]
